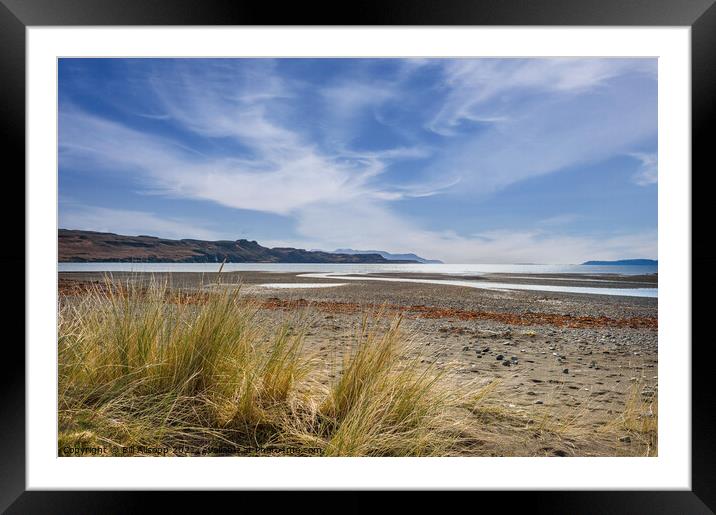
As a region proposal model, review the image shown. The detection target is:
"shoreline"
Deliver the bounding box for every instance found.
[59,269,658,296]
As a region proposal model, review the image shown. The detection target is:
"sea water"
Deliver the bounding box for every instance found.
[58,262,658,298]
[58,262,657,276]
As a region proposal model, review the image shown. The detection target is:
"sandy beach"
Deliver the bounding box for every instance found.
[59,270,658,456]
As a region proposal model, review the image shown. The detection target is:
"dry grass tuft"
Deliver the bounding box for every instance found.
[59,278,482,456]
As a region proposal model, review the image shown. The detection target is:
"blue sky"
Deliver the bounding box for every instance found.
[59,58,657,263]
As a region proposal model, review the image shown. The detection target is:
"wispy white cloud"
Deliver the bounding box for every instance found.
[535,214,581,227]
[267,200,656,263]
[371,177,462,201]
[60,109,394,215]
[428,58,656,135]
[59,59,440,217]
[149,60,294,151]
[60,205,226,240]
[59,58,657,262]
[421,59,657,197]
[629,152,658,186]
[321,82,395,118]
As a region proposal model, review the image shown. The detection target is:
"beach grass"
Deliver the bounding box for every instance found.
[58,276,657,457]
[58,278,485,456]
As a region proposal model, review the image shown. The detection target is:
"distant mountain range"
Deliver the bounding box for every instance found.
[58,229,422,263]
[582,259,657,266]
[333,248,443,264]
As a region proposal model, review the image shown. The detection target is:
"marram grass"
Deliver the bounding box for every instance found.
[58,278,482,456]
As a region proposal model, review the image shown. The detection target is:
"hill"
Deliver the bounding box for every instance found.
[333,248,443,264]
[58,230,419,263]
[581,259,657,266]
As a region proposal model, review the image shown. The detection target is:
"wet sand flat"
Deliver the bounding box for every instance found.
[337,272,657,289]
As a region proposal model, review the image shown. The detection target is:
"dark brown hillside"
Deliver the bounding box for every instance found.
[58,229,417,263]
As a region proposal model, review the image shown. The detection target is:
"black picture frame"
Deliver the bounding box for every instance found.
[2,0,714,512]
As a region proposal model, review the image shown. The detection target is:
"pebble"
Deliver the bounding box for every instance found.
[562,368,569,374]
[496,354,504,360]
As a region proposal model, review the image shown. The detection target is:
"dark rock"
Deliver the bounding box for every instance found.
[496,354,504,360]
[562,368,569,374]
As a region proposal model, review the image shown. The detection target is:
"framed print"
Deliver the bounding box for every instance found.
[3,0,715,512]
